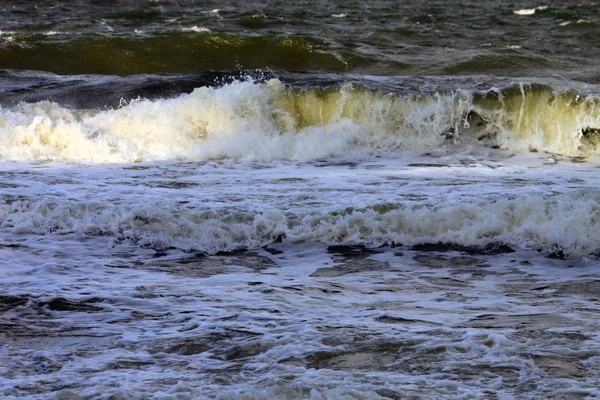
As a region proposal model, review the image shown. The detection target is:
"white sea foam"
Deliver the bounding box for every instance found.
[2,127,600,399]
[1,79,599,163]
[181,26,210,33]
[514,5,549,15]
[0,80,468,162]
[514,9,536,16]
[0,30,16,43]
[2,188,600,256]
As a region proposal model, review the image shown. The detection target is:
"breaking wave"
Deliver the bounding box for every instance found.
[3,189,600,257]
[1,79,600,162]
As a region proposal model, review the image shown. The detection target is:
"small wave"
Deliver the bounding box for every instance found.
[513,5,549,16]
[2,189,600,257]
[181,26,210,33]
[0,34,347,75]
[514,9,536,16]
[559,19,594,27]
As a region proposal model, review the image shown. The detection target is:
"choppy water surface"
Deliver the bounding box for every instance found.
[0,0,600,80]
[2,154,600,399]
[2,1,600,399]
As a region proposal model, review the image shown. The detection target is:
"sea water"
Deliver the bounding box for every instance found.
[2,1,600,399]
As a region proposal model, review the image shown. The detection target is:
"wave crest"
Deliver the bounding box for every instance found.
[1,79,600,162]
[3,189,600,257]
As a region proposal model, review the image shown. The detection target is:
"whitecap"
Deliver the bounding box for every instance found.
[514,9,536,16]
[181,26,210,33]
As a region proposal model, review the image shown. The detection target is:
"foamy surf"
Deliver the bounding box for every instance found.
[3,128,598,260]
[1,78,600,163]
[3,2,600,398]
[2,174,600,257]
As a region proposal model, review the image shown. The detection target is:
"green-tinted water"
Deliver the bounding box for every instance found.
[1,0,599,80]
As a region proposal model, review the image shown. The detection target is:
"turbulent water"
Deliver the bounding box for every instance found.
[2,1,600,399]
[2,0,600,80]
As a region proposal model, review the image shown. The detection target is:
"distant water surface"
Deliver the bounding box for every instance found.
[0,0,599,80]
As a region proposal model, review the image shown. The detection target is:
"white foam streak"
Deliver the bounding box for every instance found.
[181,26,210,33]
[514,9,536,16]
[514,5,549,16]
